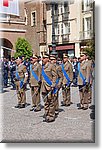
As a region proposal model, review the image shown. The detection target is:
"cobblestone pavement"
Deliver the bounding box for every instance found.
[0,85,95,143]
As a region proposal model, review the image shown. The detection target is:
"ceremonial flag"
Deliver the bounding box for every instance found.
[0,0,19,16]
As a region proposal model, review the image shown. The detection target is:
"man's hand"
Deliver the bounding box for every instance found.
[38,80,42,86]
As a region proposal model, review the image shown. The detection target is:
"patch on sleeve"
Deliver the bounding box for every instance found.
[25,72,28,77]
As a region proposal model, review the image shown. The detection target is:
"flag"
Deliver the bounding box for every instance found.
[0,0,19,16]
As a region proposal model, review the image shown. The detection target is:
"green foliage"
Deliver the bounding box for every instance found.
[14,37,32,59]
[84,38,95,60]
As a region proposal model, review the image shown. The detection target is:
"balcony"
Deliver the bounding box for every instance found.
[80,30,94,40]
[62,12,69,21]
[61,34,69,43]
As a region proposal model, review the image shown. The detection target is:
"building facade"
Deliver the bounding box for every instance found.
[0,0,26,59]
[0,0,94,59]
[24,0,47,55]
[46,0,94,58]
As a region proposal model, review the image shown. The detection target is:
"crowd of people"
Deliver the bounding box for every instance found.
[1,52,95,123]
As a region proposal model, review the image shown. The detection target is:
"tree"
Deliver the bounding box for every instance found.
[84,38,95,60]
[14,37,32,59]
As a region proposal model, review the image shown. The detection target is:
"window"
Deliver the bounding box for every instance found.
[68,22,70,33]
[24,8,27,25]
[86,17,91,31]
[61,23,63,34]
[60,4,63,13]
[54,4,59,15]
[0,14,10,21]
[84,17,92,38]
[69,0,74,5]
[64,2,69,12]
[86,0,90,7]
[64,22,70,34]
[55,24,59,35]
[31,11,36,26]
[83,0,93,11]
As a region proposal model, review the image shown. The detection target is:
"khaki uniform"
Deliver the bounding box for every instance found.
[77,60,90,108]
[29,62,42,111]
[54,63,63,113]
[87,59,93,103]
[15,63,28,107]
[62,61,73,106]
[41,62,58,121]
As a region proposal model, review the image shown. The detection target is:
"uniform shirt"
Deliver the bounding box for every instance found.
[77,60,90,85]
[29,62,42,87]
[41,62,58,92]
[56,63,63,87]
[87,59,93,84]
[15,63,28,84]
[62,61,73,85]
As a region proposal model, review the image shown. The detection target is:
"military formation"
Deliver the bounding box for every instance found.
[2,51,95,123]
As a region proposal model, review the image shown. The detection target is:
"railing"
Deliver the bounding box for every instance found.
[61,34,69,42]
[80,30,94,40]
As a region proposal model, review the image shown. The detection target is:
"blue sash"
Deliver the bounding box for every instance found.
[61,64,70,86]
[30,64,39,82]
[78,62,86,85]
[42,67,52,86]
[42,67,59,94]
[16,71,24,89]
[56,78,60,85]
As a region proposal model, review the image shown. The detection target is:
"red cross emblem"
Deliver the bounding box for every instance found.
[3,0,13,7]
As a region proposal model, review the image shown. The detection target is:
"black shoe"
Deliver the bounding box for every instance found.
[34,108,41,112]
[47,118,55,123]
[19,104,25,108]
[55,111,59,116]
[70,102,73,104]
[61,102,66,106]
[66,104,70,107]
[83,107,88,110]
[78,107,84,110]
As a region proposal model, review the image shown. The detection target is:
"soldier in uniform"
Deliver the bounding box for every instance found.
[86,56,93,104]
[14,56,28,108]
[77,52,90,110]
[29,54,42,112]
[50,54,63,115]
[41,53,58,122]
[61,54,73,106]
[9,57,16,89]
[3,58,9,87]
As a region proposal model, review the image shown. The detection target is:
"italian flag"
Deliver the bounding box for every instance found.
[0,0,19,16]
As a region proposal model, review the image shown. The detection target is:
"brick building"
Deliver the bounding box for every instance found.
[24,0,47,55]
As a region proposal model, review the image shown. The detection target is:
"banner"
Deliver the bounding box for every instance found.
[0,0,19,16]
